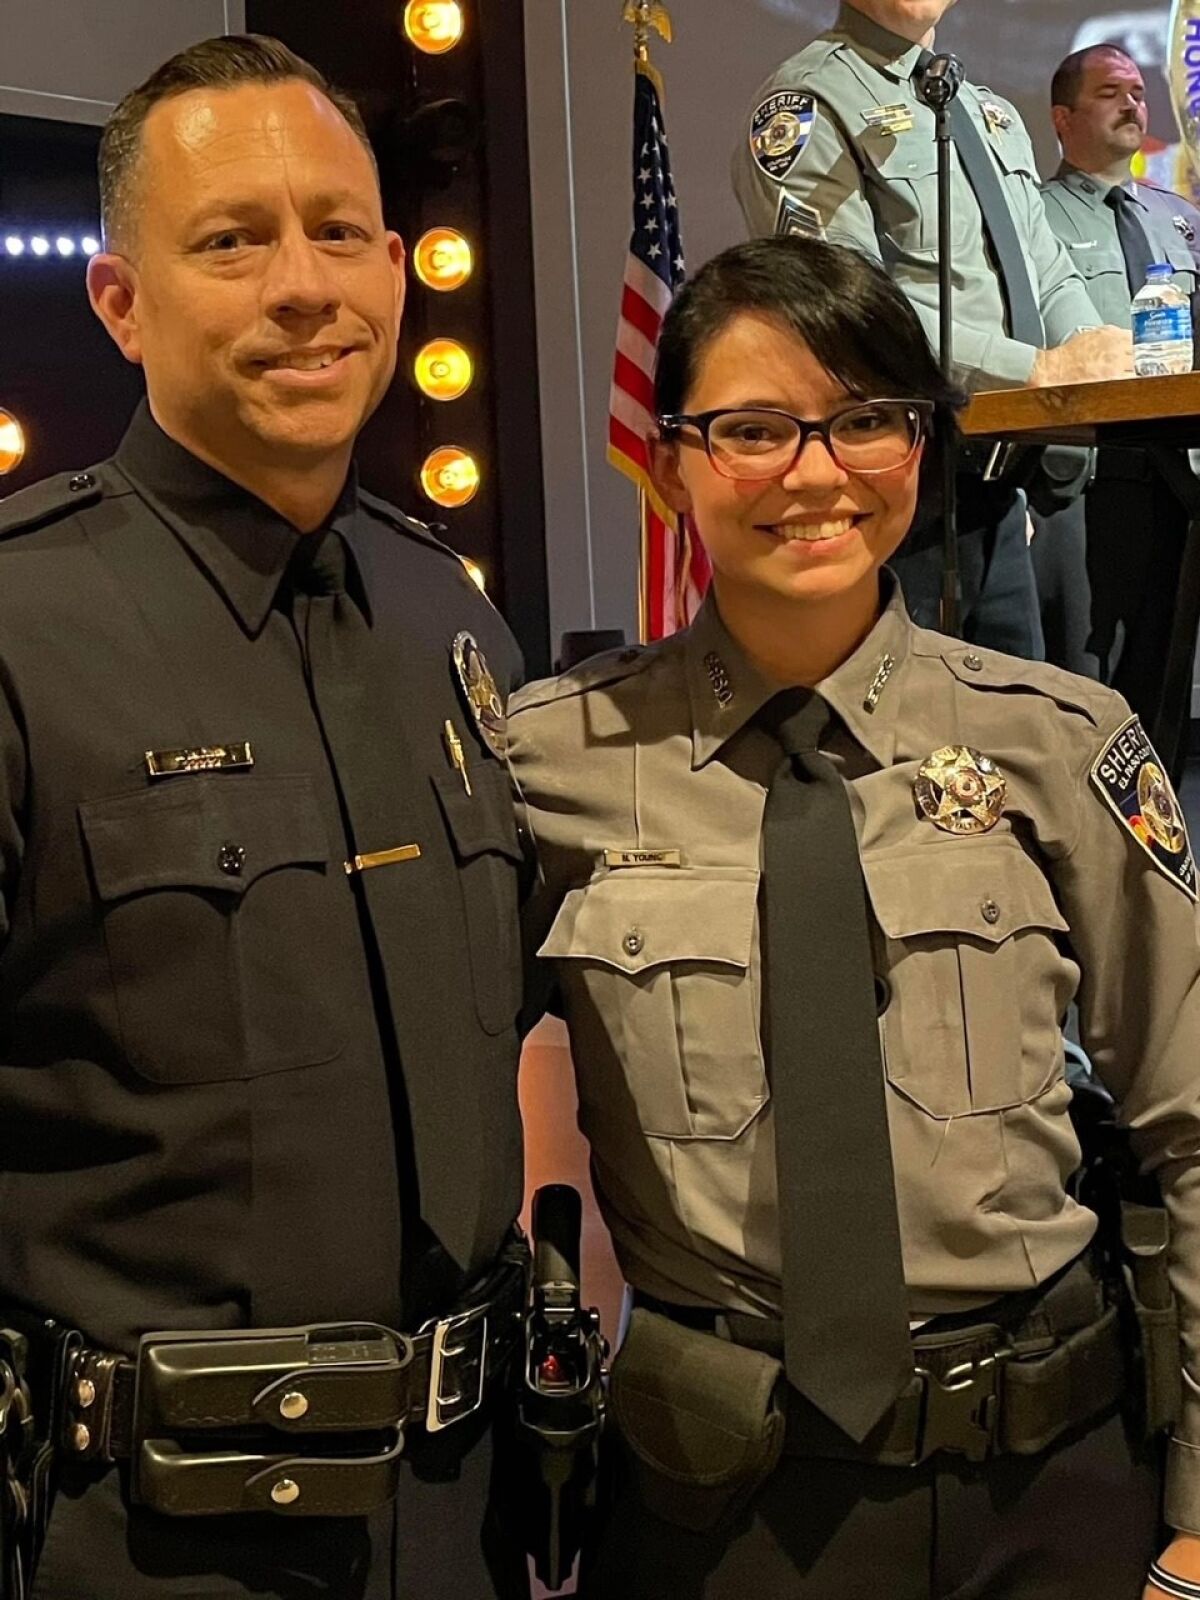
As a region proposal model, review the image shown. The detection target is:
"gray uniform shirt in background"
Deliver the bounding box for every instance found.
[1040,163,1200,327]
[732,2,1101,390]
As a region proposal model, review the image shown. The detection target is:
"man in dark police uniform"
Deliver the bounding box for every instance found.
[0,35,527,1600]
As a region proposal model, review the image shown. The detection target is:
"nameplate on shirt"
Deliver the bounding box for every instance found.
[144,742,254,779]
[862,103,914,135]
[604,849,682,869]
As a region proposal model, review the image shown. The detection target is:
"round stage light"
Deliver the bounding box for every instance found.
[0,411,27,475]
[420,446,479,508]
[403,1,464,54]
[29,236,50,257]
[80,236,100,256]
[462,557,486,591]
[4,236,24,257]
[413,228,473,292]
[55,236,75,257]
[415,338,473,401]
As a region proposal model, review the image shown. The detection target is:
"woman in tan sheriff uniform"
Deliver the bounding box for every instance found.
[507,235,1200,1600]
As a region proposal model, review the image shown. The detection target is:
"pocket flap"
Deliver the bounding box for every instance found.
[864,843,1068,943]
[431,761,522,862]
[80,775,329,901]
[538,867,759,974]
[860,127,937,180]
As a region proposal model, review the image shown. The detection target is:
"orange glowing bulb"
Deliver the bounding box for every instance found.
[0,411,26,475]
[403,1,464,54]
[414,339,473,401]
[420,446,480,508]
[413,228,473,292]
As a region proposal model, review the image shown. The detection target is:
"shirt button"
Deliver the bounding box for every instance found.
[622,929,644,958]
[218,842,246,877]
[963,652,984,672]
[68,472,95,492]
[981,898,1000,925]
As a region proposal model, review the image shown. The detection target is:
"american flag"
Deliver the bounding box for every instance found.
[607,63,710,641]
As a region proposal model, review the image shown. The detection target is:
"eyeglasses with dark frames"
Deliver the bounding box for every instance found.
[656,399,934,481]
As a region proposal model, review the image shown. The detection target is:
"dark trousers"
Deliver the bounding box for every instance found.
[1030,498,1100,678]
[892,480,1045,660]
[583,1406,1160,1599]
[28,1415,526,1600]
[1085,453,1191,731]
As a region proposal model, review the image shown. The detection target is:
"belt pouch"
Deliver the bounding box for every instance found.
[608,1308,784,1533]
[1122,1200,1181,1434]
[1001,1304,1123,1456]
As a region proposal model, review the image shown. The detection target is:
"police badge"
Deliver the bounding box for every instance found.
[1174,213,1197,243]
[749,92,816,181]
[914,746,1007,835]
[451,631,507,758]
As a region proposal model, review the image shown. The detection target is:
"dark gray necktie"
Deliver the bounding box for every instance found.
[1105,185,1156,296]
[914,54,1044,347]
[760,689,912,1442]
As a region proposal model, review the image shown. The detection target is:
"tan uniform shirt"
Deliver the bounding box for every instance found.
[731,3,1100,390]
[508,580,1200,1527]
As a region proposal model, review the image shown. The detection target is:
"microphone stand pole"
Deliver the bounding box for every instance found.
[917,58,964,637]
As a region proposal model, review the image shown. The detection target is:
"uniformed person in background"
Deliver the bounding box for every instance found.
[731,0,1133,666]
[0,36,526,1600]
[508,236,1200,1599]
[1042,43,1200,731]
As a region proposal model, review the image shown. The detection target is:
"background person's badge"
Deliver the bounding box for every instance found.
[914,746,1007,835]
[749,92,816,181]
[452,632,507,758]
[1091,716,1197,900]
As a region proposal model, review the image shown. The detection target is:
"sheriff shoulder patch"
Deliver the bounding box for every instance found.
[750,92,816,181]
[1091,715,1196,901]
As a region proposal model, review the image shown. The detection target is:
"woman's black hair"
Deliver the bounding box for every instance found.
[654,234,965,508]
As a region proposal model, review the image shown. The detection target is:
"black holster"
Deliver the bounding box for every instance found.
[509,1186,606,1590]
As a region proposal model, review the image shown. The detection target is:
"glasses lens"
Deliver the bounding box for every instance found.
[829,403,921,472]
[707,411,801,478]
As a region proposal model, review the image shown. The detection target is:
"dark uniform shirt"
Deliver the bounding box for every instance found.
[0,402,525,1355]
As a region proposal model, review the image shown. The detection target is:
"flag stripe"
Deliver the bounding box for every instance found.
[609,63,709,641]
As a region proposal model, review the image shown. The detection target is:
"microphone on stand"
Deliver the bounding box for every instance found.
[915,52,965,637]
[916,53,964,110]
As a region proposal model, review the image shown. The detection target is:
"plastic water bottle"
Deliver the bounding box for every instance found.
[1131,262,1193,377]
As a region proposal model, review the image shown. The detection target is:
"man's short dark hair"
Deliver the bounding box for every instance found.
[98,33,376,251]
[1051,43,1139,111]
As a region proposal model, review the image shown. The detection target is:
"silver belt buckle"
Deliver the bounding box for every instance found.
[425,1305,489,1433]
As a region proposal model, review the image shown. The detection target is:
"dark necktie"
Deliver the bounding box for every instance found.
[914,54,1044,347]
[1105,185,1156,296]
[290,528,369,739]
[760,689,912,1441]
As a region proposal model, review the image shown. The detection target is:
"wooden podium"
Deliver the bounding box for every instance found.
[963,374,1200,778]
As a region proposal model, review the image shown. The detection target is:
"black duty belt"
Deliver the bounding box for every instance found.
[54,1258,526,1517]
[634,1259,1125,1470]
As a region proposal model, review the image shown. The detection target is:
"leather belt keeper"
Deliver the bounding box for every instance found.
[58,1260,525,1517]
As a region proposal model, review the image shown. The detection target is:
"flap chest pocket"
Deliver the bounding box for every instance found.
[431,759,522,1036]
[541,868,766,1140]
[431,760,523,863]
[79,775,340,1085]
[81,775,329,899]
[864,843,1072,1119]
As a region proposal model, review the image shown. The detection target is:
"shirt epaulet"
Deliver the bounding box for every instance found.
[921,631,1117,728]
[358,490,462,560]
[0,466,106,540]
[510,644,658,718]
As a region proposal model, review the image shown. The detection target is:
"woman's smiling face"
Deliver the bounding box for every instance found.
[652,311,923,613]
